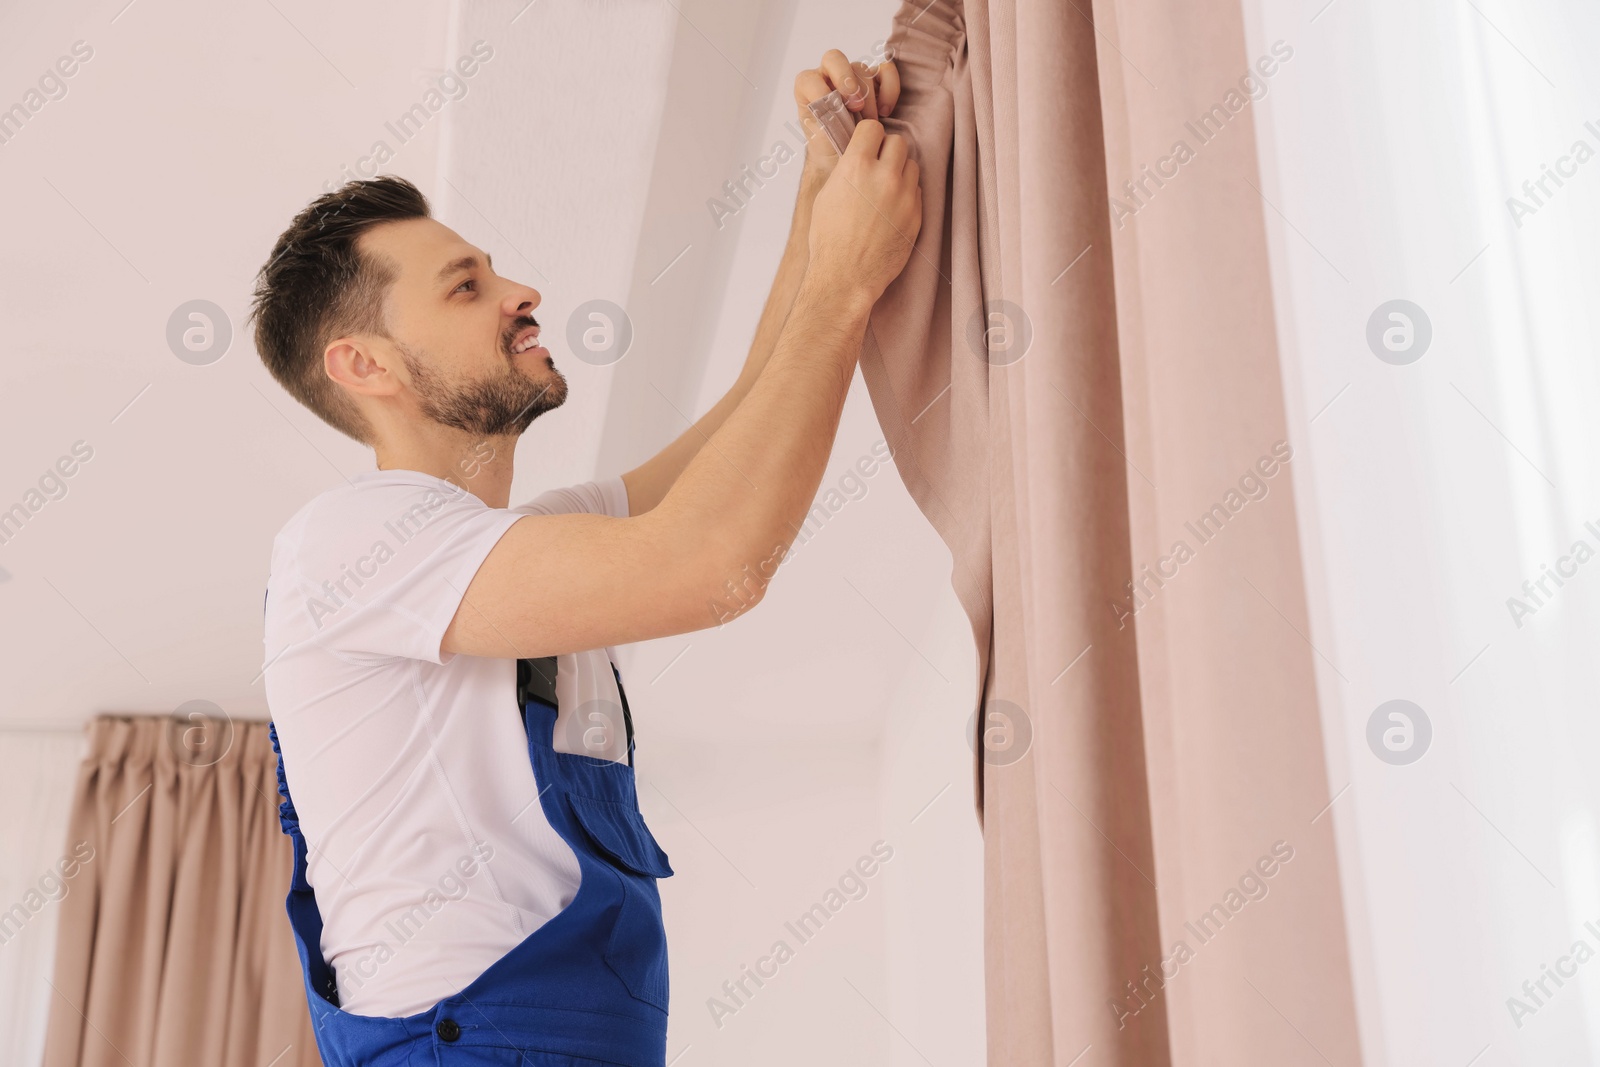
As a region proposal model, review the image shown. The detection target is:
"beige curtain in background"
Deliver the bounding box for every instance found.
[867,1,1362,1064]
[43,716,319,1067]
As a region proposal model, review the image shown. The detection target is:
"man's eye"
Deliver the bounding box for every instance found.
[455,279,475,294]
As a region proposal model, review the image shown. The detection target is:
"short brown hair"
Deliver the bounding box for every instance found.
[246,176,431,445]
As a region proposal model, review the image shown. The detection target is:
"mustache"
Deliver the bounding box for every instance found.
[503,315,541,354]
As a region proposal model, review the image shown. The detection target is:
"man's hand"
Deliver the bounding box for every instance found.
[808,119,923,308]
[615,48,909,520]
[794,48,901,180]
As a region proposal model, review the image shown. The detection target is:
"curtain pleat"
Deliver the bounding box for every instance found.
[42,716,320,1067]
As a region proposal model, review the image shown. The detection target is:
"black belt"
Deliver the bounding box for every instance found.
[516,655,636,764]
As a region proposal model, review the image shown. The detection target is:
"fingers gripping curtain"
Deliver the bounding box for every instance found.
[866,1,1363,1063]
[43,717,320,1067]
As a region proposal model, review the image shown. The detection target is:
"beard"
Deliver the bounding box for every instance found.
[397,337,568,438]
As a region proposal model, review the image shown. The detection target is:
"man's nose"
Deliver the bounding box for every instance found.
[508,289,541,316]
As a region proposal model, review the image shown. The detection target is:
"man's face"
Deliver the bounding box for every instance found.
[357,217,566,438]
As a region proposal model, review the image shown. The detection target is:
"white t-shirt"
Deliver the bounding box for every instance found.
[262,467,633,1018]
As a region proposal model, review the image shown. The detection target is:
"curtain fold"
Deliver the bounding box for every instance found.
[42,716,319,1067]
[867,0,1363,1062]
[1087,3,1364,1064]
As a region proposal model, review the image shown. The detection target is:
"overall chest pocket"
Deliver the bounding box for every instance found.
[565,792,675,1012]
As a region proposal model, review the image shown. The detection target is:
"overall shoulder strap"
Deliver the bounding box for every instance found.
[611,661,636,768]
[516,656,559,709]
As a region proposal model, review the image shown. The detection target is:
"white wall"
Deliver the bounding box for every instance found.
[0,734,83,1066]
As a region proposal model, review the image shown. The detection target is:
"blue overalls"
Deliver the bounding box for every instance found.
[267,653,675,1067]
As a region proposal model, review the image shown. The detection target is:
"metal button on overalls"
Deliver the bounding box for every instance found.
[268,657,674,1066]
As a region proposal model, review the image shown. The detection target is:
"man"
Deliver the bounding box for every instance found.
[252,49,920,1066]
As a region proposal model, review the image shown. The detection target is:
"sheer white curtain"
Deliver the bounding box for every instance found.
[0,732,85,1067]
[1248,0,1600,1062]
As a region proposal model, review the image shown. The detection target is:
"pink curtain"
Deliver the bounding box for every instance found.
[43,716,320,1067]
[865,0,1362,1062]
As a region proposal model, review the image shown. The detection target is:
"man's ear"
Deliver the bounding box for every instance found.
[326,337,401,399]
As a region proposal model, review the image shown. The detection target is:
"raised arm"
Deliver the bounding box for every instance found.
[619,49,901,517]
[441,117,922,659]
[617,164,822,517]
